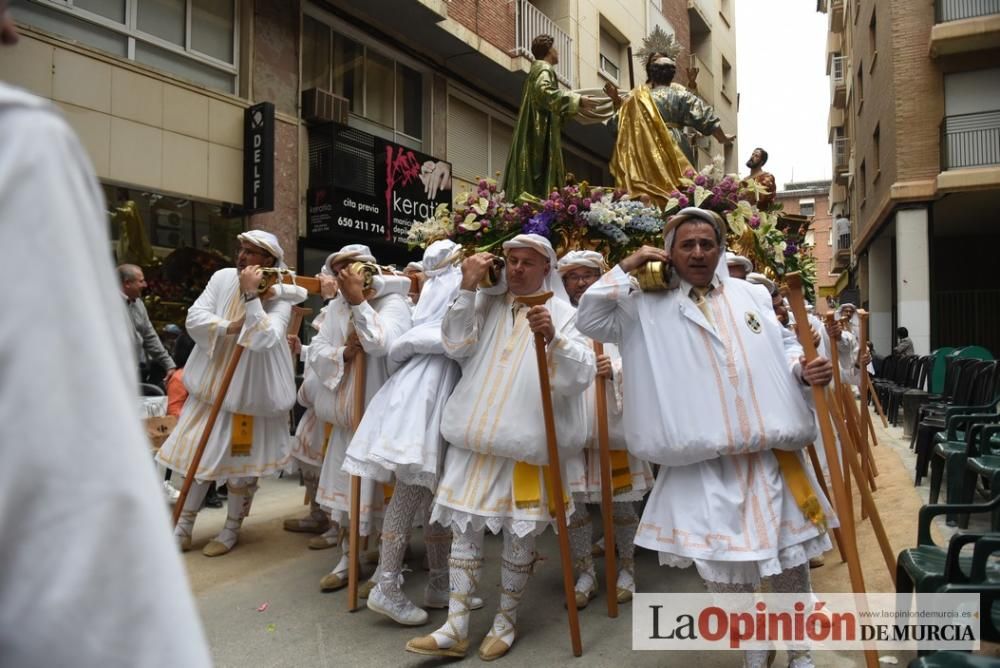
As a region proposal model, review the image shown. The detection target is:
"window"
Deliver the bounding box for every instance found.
[859,160,867,202]
[598,25,622,84]
[856,62,864,112]
[13,0,238,92]
[873,124,880,175]
[303,13,425,146]
[721,55,734,102]
[868,7,877,59]
[447,93,513,188]
[799,199,816,217]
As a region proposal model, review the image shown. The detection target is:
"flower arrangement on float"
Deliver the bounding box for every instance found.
[406,159,817,298]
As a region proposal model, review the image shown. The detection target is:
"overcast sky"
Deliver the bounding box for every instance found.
[735,0,832,191]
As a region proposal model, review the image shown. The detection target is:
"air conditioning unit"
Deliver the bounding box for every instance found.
[301,88,349,124]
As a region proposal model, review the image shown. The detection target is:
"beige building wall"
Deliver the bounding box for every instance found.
[0,29,247,205]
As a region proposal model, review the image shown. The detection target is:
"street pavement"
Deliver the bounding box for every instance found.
[183,472,873,668]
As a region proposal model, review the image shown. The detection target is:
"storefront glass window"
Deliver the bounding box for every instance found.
[105,185,244,326]
[302,14,331,93]
[332,31,363,114]
[365,49,395,129]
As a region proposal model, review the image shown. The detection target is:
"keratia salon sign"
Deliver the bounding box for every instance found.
[306,123,452,246]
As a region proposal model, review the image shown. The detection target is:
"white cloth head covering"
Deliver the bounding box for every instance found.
[836,302,860,332]
[501,233,571,303]
[404,261,424,274]
[411,240,462,327]
[663,207,729,288]
[725,251,753,273]
[556,250,608,275]
[746,272,777,295]
[238,230,286,269]
[325,243,376,273]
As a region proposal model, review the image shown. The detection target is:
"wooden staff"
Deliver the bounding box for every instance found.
[825,314,878,498]
[517,292,582,657]
[805,443,848,564]
[868,375,890,428]
[786,275,880,668]
[857,310,877,469]
[348,351,367,612]
[289,305,313,506]
[172,344,244,526]
[593,342,618,619]
[626,46,635,89]
[172,282,317,526]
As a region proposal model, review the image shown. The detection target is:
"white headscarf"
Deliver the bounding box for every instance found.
[836,302,860,332]
[238,230,286,269]
[404,261,424,274]
[501,233,571,303]
[746,272,777,295]
[411,240,462,327]
[556,250,608,275]
[325,243,377,273]
[663,207,729,288]
[725,251,753,273]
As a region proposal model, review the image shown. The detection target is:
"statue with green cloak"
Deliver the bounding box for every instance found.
[501,34,597,200]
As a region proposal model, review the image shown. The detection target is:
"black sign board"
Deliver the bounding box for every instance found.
[306,123,452,246]
[243,102,275,214]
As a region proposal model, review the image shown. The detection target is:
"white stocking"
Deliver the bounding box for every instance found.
[613,501,639,592]
[490,532,536,645]
[769,563,814,668]
[212,477,257,550]
[376,483,430,595]
[424,521,453,595]
[429,526,484,648]
[174,479,209,543]
[568,505,595,594]
[705,579,770,668]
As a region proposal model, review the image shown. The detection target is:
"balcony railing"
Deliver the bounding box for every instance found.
[941,110,1000,169]
[833,137,850,171]
[837,233,851,252]
[512,0,573,86]
[936,0,1000,22]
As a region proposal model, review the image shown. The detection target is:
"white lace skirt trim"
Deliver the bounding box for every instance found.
[430,505,554,539]
[657,532,832,586]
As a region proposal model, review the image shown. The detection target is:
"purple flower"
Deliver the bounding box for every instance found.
[478,179,489,189]
[523,211,555,237]
[784,242,798,257]
[694,175,707,186]
[543,200,555,212]
[567,204,578,216]
[678,195,690,207]
[582,198,592,208]
[549,191,560,202]
[683,168,696,178]
[749,215,761,229]
[453,213,463,224]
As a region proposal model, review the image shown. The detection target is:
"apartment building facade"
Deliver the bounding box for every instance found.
[775,180,838,312]
[3,0,738,324]
[821,0,1000,356]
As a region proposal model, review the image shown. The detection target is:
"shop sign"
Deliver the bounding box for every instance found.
[307,123,452,246]
[244,102,275,214]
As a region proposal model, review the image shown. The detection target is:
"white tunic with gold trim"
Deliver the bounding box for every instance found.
[312,286,412,535]
[564,340,653,503]
[156,268,304,483]
[431,289,595,537]
[576,266,836,584]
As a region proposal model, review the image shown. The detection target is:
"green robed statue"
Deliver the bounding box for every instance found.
[502,34,597,200]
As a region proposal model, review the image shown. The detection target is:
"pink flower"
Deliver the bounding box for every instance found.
[678,195,690,207]
[549,191,560,202]
[478,179,488,189]
[582,198,592,208]
[694,175,707,186]
[749,215,761,229]
[567,204,578,215]
[683,168,696,178]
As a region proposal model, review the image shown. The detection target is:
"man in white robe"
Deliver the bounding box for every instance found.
[558,250,653,608]
[311,244,412,591]
[157,230,307,557]
[343,240,473,626]
[577,208,835,668]
[0,11,210,661]
[281,300,333,536]
[406,234,595,661]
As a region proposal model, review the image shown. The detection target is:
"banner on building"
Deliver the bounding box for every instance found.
[243,102,275,214]
[306,123,452,246]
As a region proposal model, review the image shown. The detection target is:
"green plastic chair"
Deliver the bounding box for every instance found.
[930,419,1000,524]
[896,495,1000,595]
[963,425,1000,530]
[909,653,1000,667]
